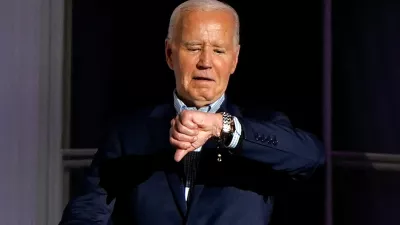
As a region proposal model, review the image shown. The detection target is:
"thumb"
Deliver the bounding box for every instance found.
[174,149,187,162]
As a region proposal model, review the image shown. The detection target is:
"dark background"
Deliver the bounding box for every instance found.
[332,0,400,153]
[69,0,324,224]
[332,0,400,224]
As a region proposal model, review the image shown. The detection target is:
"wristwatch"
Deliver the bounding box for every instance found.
[219,112,234,147]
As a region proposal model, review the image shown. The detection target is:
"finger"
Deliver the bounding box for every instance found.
[181,119,198,129]
[175,119,198,136]
[178,111,198,129]
[192,115,205,127]
[171,128,197,142]
[174,149,187,162]
[169,137,192,150]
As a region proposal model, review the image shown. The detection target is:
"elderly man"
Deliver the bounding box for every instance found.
[60,0,325,224]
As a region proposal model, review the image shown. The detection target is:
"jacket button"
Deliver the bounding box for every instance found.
[266,135,272,144]
[259,134,265,142]
[272,136,278,145]
[255,133,262,141]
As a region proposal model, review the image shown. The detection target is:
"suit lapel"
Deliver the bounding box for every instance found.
[149,104,187,216]
[165,164,187,216]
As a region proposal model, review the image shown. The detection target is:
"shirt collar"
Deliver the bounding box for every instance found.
[173,90,225,114]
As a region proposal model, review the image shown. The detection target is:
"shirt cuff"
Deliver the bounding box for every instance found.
[227,116,242,148]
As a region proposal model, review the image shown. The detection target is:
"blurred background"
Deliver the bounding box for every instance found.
[1,0,399,224]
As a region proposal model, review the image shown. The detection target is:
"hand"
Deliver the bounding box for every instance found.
[169,110,222,162]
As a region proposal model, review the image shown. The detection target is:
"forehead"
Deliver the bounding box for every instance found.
[177,10,235,44]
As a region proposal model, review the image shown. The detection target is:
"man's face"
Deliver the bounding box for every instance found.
[166,10,240,107]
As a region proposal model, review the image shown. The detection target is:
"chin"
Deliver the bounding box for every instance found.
[191,90,215,102]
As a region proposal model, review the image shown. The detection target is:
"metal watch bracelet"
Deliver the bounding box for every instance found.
[219,112,234,147]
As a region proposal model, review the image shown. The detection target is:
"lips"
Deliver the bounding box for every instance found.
[193,76,214,81]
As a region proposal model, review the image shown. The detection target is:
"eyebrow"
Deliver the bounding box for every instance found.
[183,41,226,48]
[183,41,202,47]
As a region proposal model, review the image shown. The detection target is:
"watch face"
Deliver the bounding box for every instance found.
[222,124,231,133]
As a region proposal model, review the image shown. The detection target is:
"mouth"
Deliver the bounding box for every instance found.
[193,76,214,81]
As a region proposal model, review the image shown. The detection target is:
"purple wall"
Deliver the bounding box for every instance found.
[0,0,41,224]
[0,0,63,223]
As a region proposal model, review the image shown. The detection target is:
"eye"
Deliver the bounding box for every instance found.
[188,48,201,52]
[214,49,225,54]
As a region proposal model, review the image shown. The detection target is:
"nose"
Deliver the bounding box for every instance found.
[197,48,212,69]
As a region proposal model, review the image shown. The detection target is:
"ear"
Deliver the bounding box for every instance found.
[230,44,240,74]
[165,39,174,70]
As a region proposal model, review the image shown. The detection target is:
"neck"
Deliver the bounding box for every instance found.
[179,97,209,109]
[175,92,223,109]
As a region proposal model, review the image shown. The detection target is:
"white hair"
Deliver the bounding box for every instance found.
[166,0,240,45]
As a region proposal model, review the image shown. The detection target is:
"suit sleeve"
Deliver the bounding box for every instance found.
[59,126,121,225]
[232,111,325,180]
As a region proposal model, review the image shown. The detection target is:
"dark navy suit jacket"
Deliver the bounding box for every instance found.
[60,100,325,225]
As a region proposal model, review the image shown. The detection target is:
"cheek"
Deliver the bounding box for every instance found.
[178,57,197,80]
[214,59,233,80]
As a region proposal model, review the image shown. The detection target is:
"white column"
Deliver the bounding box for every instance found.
[0,0,64,224]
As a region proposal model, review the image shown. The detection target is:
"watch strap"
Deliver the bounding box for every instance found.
[219,112,234,147]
